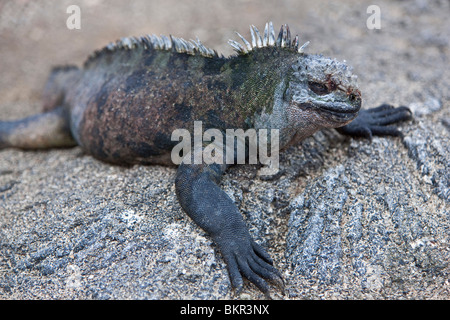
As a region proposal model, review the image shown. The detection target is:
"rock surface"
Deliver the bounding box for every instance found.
[0,0,449,299]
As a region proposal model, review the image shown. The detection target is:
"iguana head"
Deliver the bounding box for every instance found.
[286,54,361,128]
[230,22,362,146]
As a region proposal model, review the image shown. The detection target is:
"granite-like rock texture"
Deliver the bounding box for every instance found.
[286,134,449,299]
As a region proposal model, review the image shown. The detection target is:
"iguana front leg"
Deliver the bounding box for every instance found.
[175,159,283,296]
[337,104,412,138]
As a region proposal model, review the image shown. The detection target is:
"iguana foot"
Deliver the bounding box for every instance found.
[337,104,412,138]
[175,162,284,297]
[217,232,284,297]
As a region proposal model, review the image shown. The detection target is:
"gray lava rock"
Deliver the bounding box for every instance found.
[286,132,449,298]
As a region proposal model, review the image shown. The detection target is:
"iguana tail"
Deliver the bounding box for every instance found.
[0,66,79,149]
[0,106,76,149]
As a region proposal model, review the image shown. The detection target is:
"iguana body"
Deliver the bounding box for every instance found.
[0,22,411,296]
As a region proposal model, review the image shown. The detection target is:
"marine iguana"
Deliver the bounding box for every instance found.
[0,22,411,296]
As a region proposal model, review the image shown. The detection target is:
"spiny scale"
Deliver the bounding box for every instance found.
[85,31,221,66]
[84,21,308,67]
[112,33,218,57]
[228,22,309,55]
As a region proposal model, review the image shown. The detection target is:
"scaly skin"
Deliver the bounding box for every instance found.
[0,22,412,296]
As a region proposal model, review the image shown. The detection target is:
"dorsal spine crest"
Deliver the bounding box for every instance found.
[84,30,222,67]
[228,22,310,55]
[84,21,309,67]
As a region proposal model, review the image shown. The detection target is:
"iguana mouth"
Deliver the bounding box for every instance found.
[294,98,361,121]
[320,100,361,115]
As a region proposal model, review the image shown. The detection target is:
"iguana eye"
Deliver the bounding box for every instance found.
[308,81,330,95]
[349,93,358,102]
